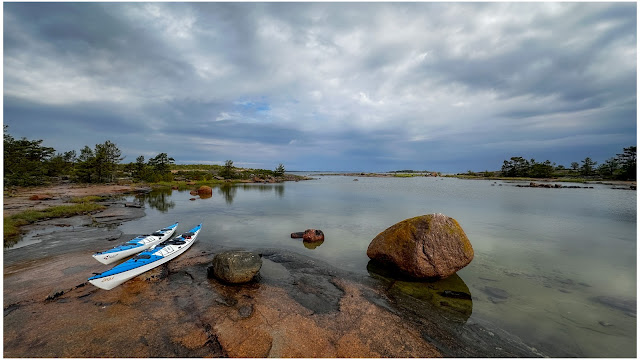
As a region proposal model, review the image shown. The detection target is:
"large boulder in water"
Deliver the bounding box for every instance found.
[197,186,213,195]
[211,250,262,284]
[366,213,474,279]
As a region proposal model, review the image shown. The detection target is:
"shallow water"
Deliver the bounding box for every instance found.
[119,176,636,357]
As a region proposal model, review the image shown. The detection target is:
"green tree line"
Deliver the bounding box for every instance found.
[499,146,636,180]
[4,127,289,186]
[3,126,175,186]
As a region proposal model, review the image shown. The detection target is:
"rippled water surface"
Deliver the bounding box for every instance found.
[120,175,636,357]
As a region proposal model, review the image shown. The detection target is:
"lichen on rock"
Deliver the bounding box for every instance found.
[366,213,474,279]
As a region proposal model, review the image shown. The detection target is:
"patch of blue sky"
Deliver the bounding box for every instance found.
[233,99,271,112]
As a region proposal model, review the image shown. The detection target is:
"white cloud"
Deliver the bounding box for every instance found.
[3,2,635,171]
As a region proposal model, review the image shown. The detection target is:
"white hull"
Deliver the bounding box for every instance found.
[92,224,177,265]
[89,226,200,290]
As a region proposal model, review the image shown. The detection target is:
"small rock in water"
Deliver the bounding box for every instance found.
[302,229,324,242]
[291,232,304,238]
[598,321,613,327]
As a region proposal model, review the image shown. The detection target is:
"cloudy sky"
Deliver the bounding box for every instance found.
[3,2,637,172]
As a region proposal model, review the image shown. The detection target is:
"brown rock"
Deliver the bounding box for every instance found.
[197,186,212,195]
[189,190,198,196]
[302,229,324,242]
[366,213,474,279]
[29,194,53,201]
[291,232,304,238]
[189,198,196,201]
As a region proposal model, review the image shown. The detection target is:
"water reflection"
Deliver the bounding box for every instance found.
[136,188,175,213]
[213,184,285,205]
[218,184,237,204]
[303,240,324,250]
[274,184,284,198]
[240,183,285,197]
[367,260,473,322]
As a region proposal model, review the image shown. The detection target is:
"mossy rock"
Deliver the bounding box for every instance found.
[366,213,474,279]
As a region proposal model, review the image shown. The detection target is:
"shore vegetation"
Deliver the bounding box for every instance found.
[4,202,106,246]
[456,146,636,182]
[3,126,299,190]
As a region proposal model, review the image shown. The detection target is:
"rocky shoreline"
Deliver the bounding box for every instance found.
[4,189,543,357]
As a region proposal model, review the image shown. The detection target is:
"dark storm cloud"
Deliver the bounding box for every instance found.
[3,2,636,171]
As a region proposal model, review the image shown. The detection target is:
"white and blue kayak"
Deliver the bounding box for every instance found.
[92,222,179,265]
[89,224,202,290]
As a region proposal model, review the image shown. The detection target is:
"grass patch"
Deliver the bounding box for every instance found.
[70,195,107,203]
[4,202,106,246]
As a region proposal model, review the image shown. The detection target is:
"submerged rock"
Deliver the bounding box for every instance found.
[367,260,473,320]
[592,296,636,317]
[366,213,474,279]
[211,250,262,284]
[482,286,509,300]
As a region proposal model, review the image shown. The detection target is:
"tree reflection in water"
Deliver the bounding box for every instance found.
[136,188,175,213]
[217,184,285,205]
[218,184,237,205]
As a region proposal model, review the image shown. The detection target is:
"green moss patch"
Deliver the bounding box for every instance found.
[4,202,106,246]
[70,195,107,203]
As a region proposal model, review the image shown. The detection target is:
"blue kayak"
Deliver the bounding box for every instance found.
[92,222,179,264]
[89,224,202,290]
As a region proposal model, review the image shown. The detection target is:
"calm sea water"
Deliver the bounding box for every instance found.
[120,175,636,357]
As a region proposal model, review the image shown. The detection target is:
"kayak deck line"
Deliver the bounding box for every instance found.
[88,223,202,289]
[91,222,179,265]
